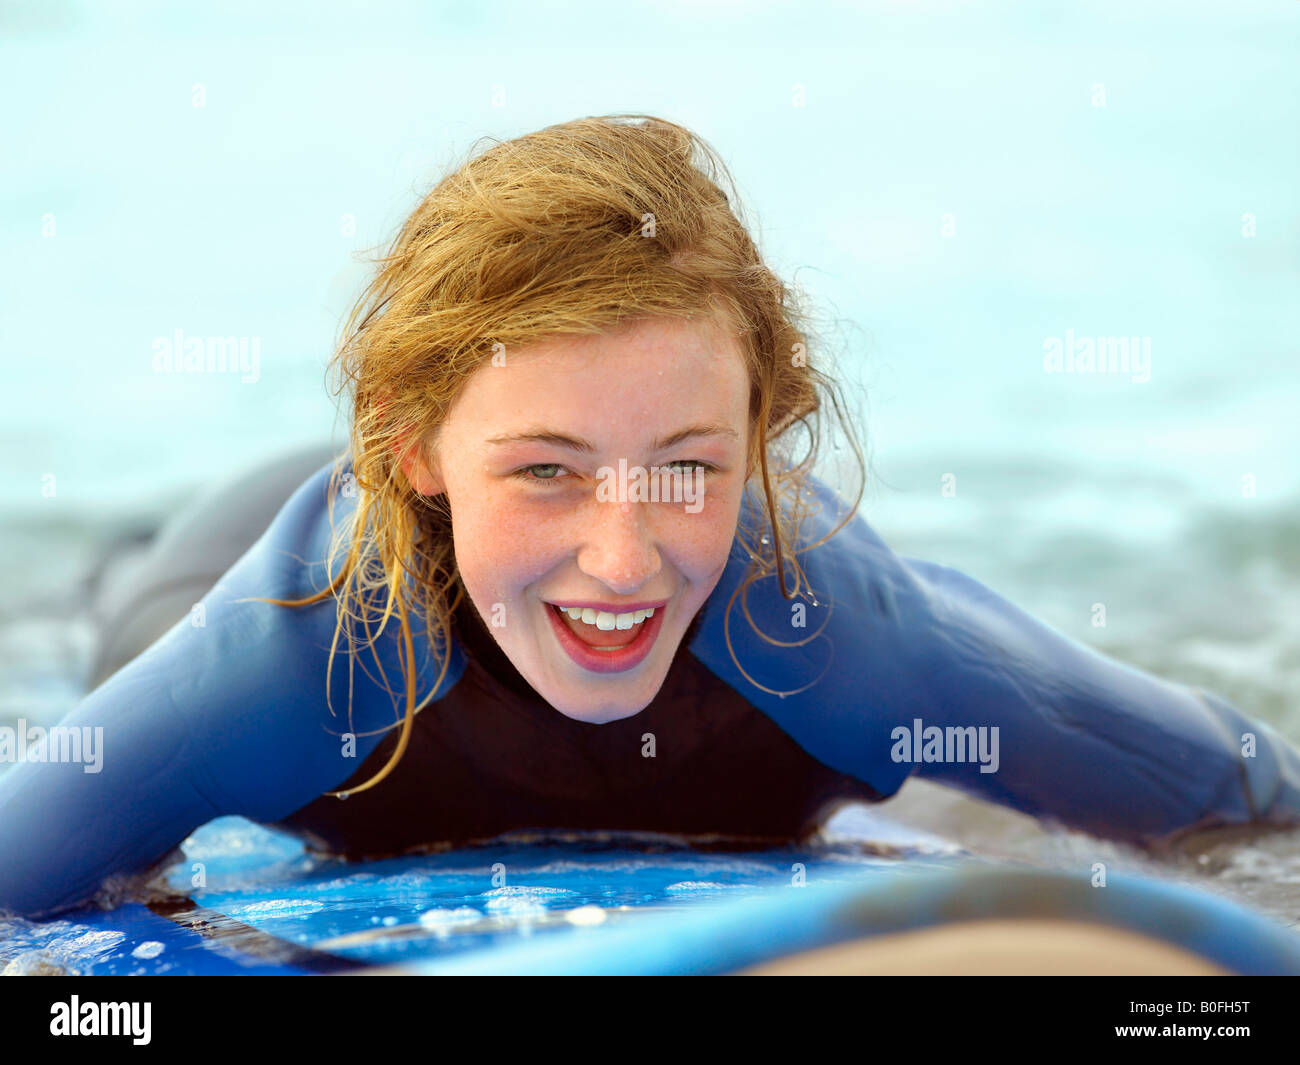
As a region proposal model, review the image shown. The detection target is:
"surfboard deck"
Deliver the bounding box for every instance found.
[0,811,962,974]
[5,813,1300,975]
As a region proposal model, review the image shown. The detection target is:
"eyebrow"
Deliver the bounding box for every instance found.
[485,423,740,453]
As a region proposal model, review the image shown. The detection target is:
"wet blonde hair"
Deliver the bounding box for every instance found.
[256,114,867,797]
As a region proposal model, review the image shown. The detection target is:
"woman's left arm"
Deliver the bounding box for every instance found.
[892,554,1300,843]
[690,480,1300,845]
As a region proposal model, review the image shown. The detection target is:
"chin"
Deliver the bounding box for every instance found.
[545,695,652,725]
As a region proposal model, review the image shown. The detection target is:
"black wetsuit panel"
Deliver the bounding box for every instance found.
[277,597,881,856]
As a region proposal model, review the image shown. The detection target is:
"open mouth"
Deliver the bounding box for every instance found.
[543,600,666,673]
[549,604,657,650]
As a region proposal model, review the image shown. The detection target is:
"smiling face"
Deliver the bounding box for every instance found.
[400,313,752,723]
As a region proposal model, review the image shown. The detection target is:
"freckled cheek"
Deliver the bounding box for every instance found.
[662,510,739,586]
[457,498,572,595]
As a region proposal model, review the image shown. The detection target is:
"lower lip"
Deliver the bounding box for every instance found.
[544,602,665,674]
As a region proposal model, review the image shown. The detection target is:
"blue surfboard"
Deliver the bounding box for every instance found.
[5,813,1300,976]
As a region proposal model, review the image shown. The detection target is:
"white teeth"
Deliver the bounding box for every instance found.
[556,605,655,629]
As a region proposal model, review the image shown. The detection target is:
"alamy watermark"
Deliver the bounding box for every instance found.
[890,718,999,774]
[151,328,260,383]
[0,719,103,773]
[595,458,705,513]
[50,996,150,1045]
[1042,328,1150,383]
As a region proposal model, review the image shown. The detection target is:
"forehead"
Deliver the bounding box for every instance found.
[452,315,750,431]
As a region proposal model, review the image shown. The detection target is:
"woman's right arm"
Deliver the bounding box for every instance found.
[0,459,452,919]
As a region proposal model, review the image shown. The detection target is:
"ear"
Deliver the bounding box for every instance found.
[393,430,445,496]
[377,393,445,496]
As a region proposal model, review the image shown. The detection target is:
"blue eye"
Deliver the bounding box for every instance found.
[512,461,717,487]
[514,464,567,484]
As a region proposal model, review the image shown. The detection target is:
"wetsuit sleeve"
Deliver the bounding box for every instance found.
[895,555,1300,843]
[0,459,461,919]
[688,476,1300,846]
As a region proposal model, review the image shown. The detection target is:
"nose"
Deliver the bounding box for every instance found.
[575,496,662,594]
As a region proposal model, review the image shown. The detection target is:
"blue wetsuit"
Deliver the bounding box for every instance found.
[2,455,1299,918]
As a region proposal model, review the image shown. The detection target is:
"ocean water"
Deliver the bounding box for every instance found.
[1,1,1298,933]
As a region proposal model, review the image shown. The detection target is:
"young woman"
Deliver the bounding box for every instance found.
[3,114,1298,920]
